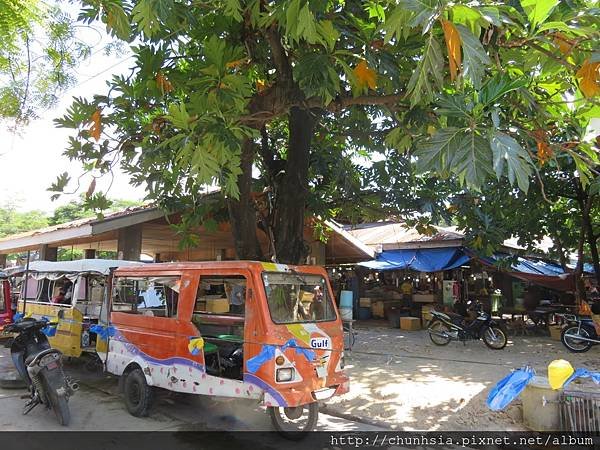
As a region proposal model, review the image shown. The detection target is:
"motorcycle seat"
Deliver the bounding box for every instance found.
[25,348,60,366]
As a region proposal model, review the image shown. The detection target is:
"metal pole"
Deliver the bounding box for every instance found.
[22,250,31,314]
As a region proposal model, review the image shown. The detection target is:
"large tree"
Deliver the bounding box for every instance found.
[54,0,599,264]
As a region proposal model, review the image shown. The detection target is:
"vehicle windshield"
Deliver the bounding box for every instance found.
[263,272,337,324]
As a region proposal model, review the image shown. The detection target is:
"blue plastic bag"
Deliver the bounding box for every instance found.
[89,324,116,341]
[487,367,535,411]
[563,368,600,388]
[246,345,276,373]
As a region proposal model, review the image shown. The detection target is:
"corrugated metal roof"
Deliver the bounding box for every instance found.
[0,204,156,244]
[344,222,464,247]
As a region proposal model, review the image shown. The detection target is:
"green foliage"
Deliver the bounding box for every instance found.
[0,1,89,124]
[49,0,599,258]
[0,204,48,238]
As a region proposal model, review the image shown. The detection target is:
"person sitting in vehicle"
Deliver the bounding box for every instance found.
[51,290,67,305]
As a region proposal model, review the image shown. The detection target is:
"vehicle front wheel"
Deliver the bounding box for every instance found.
[561,325,594,353]
[123,368,153,417]
[482,326,508,350]
[269,402,319,440]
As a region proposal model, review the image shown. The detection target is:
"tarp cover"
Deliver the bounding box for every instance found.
[358,247,470,272]
[471,252,575,291]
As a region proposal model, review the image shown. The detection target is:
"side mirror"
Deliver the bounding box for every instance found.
[57,309,65,319]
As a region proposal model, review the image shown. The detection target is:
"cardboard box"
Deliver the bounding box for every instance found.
[371,301,385,318]
[549,325,562,341]
[400,317,421,331]
[206,298,229,314]
[359,297,372,307]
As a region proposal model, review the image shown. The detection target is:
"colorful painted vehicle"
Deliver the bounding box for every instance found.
[0,271,13,331]
[101,261,349,435]
[14,259,142,358]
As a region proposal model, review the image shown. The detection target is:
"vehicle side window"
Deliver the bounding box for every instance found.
[113,276,180,318]
[194,275,247,317]
[0,284,4,313]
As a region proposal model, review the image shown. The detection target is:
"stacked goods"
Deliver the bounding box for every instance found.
[371,300,385,318]
[206,298,229,313]
[359,297,372,307]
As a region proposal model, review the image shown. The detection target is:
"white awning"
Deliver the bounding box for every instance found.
[10,259,144,276]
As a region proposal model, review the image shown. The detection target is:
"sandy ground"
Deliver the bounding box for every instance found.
[326,320,600,431]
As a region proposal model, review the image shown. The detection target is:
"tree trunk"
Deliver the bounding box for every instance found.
[272,107,316,264]
[227,139,264,260]
[582,194,600,285]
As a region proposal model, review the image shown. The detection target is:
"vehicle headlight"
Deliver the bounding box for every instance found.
[276,368,294,382]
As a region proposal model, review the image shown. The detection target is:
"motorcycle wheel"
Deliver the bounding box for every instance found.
[268,402,319,440]
[41,373,70,426]
[482,326,507,350]
[561,325,594,353]
[428,320,452,346]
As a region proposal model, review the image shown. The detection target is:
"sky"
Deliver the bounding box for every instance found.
[0,13,145,213]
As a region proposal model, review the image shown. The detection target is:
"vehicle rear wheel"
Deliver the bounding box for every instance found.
[269,402,319,440]
[41,373,70,426]
[123,368,153,417]
[562,325,594,353]
[482,326,507,350]
[428,320,452,346]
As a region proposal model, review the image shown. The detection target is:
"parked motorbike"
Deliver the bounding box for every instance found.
[560,313,600,353]
[427,302,508,349]
[3,317,78,425]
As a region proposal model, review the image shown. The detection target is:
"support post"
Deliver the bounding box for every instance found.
[38,244,58,261]
[117,225,142,261]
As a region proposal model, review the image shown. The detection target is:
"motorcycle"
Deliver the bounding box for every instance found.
[560,313,600,353]
[427,302,508,350]
[3,317,78,425]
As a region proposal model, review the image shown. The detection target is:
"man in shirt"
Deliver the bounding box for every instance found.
[226,282,245,315]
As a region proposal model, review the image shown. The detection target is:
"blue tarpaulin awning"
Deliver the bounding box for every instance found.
[358,247,470,273]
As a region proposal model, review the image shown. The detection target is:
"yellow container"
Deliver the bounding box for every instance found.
[548,359,574,390]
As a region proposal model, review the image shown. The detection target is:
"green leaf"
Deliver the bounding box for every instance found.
[224,0,243,22]
[415,127,464,172]
[436,94,473,119]
[479,74,528,106]
[296,3,320,44]
[317,20,340,52]
[381,7,413,43]
[452,132,493,189]
[489,131,533,192]
[166,103,190,130]
[48,172,71,194]
[104,2,131,41]
[384,128,412,152]
[537,21,592,37]
[406,32,443,106]
[451,5,483,36]
[520,0,559,29]
[455,24,491,89]
[400,0,442,33]
[131,0,160,37]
